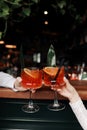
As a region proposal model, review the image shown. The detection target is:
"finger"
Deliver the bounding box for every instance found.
[16,77,22,82]
[63,77,70,85]
[63,76,68,82]
[57,88,61,92]
[32,89,36,93]
[51,87,56,91]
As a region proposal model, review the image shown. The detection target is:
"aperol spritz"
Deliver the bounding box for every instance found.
[21,67,42,113]
[43,66,65,111]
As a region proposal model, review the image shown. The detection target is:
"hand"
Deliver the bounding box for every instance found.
[14,77,36,93]
[56,77,80,103]
[14,77,28,91]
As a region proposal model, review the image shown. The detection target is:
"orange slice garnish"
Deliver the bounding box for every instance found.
[43,67,58,77]
[24,68,39,79]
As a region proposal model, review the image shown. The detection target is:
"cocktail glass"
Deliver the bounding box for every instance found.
[21,67,42,113]
[43,66,65,111]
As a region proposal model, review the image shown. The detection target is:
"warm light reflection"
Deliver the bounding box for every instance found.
[0,40,5,44]
[44,11,48,15]
[5,44,17,49]
[44,21,48,25]
[33,53,41,63]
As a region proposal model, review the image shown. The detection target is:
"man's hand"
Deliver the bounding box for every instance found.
[14,77,28,91]
[14,77,36,93]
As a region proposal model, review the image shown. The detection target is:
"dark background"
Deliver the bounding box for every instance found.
[0,0,87,69]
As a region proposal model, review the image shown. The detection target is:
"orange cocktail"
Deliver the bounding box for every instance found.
[43,66,65,88]
[21,68,42,90]
[43,66,65,111]
[21,67,42,113]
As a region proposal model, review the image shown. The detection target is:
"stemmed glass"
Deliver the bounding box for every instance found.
[21,67,42,113]
[43,66,65,111]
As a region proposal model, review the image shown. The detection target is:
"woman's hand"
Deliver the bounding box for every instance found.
[56,77,80,103]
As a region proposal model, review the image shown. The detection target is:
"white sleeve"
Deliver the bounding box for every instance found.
[69,99,87,130]
[0,71,17,91]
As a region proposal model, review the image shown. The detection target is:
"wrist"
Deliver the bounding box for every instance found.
[12,82,18,92]
[69,92,80,103]
[69,89,80,103]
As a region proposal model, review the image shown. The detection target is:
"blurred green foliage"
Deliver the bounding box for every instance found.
[0,0,85,39]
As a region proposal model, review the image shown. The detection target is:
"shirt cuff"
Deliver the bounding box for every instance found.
[7,78,18,92]
[69,98,86,112]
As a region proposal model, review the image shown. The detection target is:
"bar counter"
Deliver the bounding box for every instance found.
[0,80,87,100]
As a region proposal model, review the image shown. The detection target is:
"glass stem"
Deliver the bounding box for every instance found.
[53,90,59,107]
[28,90,34,108]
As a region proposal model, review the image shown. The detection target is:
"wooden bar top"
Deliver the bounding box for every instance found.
[0,80,87,100]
